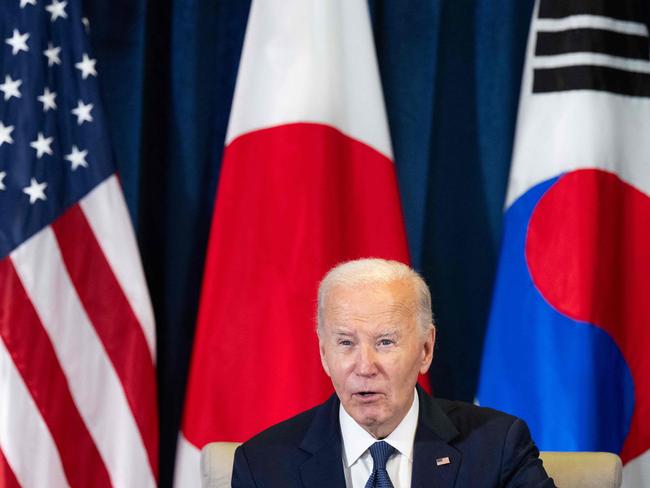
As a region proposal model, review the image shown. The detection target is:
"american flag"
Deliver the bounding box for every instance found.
[0,1,158,487]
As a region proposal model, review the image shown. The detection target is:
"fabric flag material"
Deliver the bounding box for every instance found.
[478,0,650,486]
[0,1,158,487]
[174,0,417,485]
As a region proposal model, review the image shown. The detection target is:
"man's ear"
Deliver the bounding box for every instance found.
[318,334,331,377]
[419,325,435,375]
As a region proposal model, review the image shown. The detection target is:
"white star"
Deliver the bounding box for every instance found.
[5,29,29,55]
[37,87,57,111]
[43,42,61,67]
[45,0,67,21]
[71,100,93,125]
[0,75,22,101]
[23,178,47,204]
[0,171,6,191]
[75,53,97,79]
[0,122,14,146]
[82,17,90,32]
[30,132,54,158]
[20,0,37,7]
[64,145,88,170]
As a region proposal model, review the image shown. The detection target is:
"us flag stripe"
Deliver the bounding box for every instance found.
[0,259,113,488]
[533,65,650,96]
[0,336,69,488]
[539,0,649,24]
[0,450,20,488]
[79,177,156,358]
[52,204,159,477]
[10,228,157,488]
[535,29,650,60]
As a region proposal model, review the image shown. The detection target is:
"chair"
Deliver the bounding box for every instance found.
[200,441,622,488]
[539,451,622,488]
[201,442,240,488]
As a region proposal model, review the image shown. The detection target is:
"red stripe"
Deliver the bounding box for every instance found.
[0,448,20,488]
[0,258,112,488]
[51,205,159,478]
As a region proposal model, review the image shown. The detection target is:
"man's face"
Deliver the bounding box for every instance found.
[318,279,434,439]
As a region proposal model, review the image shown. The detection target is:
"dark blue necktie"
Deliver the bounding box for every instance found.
[364,441,396,488]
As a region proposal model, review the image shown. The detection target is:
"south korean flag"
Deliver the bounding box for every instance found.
[478,1,650,487]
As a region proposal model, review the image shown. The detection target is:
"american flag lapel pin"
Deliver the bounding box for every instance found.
[436,457,451,466]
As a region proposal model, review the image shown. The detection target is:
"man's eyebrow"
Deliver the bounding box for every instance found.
[331,328,354,336]
[376,328,400,338]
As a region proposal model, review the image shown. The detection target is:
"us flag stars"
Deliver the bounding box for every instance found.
[38,87,57,111]
[0,123,14,146]
[75,53,97,79]
[0,75,22,100]
[30,132,54,158]
[44,42,62,66]
[71,100,93,124]
[45,0,68,22]
[23,177,47,203]
[5,29,30,55]
[0,0,100,208]
[65,145,88,170]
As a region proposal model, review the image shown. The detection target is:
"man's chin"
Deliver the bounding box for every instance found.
[357,413,394,439]
[348,404,388,429]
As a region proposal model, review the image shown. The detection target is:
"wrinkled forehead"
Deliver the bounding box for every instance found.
[322,279,418,328]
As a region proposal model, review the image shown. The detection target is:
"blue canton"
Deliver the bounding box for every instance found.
[0,0,115,259]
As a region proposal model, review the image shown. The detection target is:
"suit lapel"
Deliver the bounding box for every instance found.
[412,438,461,488]
[298,394,346,488]
[411,387,462,488]
[299,442,346,488]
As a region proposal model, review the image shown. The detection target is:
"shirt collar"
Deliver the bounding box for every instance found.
[339,389,419,467]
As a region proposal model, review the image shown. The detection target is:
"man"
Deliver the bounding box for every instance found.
[232,258,554,487]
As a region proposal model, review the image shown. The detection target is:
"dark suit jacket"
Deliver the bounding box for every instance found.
[232,387,555,487]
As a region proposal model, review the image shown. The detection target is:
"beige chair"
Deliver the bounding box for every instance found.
[539,451,622,488]
[200,441,622,488]
[201,442,241,488]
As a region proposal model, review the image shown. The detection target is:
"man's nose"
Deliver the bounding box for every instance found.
[355,343,378,376]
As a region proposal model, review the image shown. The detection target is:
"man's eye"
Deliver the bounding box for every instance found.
[338,340,353,346]
[378,339,394,346]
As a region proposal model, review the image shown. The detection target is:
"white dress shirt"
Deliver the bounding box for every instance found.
[340,390,419,488]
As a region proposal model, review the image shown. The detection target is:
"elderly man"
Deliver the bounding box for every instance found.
[232,258,554,487]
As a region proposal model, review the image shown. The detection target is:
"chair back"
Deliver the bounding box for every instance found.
[539,451,622,488]
[201,442,241,488]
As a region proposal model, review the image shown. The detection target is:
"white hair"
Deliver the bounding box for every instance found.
[316,258,434,336]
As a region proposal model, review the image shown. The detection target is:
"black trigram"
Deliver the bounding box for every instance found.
[532,0,650,97]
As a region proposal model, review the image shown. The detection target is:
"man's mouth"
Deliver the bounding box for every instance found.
[353,391,383,402]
